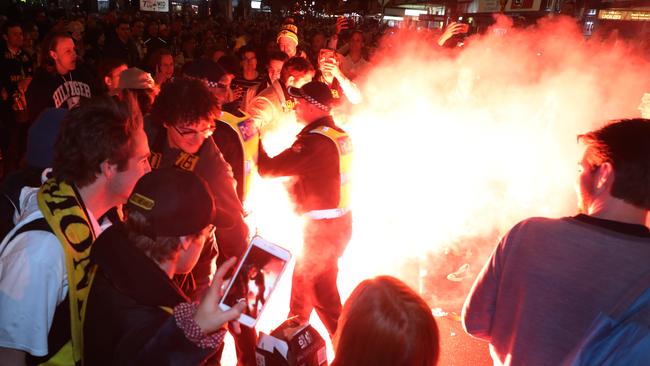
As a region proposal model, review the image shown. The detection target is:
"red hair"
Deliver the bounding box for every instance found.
[332,276,440,366]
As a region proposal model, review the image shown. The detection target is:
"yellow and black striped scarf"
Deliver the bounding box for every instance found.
[38,178,97,366]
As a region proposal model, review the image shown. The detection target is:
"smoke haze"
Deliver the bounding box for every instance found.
[338,14,650,309]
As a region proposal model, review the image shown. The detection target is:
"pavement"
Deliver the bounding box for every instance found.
[436,314,493,366]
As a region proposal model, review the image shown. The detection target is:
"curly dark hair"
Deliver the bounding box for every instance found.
[150,76,220,127]
[53,96,143,187]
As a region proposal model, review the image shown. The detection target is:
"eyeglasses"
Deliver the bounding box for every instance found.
[172,124,216,138]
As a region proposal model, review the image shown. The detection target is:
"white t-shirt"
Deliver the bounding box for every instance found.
[340,54,369,81]
[0,187,102,357]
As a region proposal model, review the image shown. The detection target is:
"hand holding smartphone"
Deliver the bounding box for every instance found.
[319,48,336,64]
[335,16,349,35]
[193,257,247,335]
[219,236,291,328]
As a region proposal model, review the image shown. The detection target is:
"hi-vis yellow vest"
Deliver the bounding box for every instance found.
[218,109,259,201]
[310,126,352,211]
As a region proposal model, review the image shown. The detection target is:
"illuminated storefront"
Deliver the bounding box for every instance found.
[383,1,447,29]
[583,6,650,38]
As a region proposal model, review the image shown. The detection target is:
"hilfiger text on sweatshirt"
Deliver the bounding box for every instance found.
[53,80,92,109]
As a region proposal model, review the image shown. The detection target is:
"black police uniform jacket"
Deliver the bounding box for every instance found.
[257,116,343,214]
[84,223,217,365]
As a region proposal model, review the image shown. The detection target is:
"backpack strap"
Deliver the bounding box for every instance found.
[0,217,68,366]
[0,217,52,258]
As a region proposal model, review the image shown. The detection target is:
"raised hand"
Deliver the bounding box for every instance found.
[438,22,470,46]
[336,17,349,35]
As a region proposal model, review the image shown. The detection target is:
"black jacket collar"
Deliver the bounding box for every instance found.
[573,214,650,238]
[91,223,188,308]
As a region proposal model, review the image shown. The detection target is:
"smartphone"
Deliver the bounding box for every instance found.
[319,48,336,63]
[219,236,291,328]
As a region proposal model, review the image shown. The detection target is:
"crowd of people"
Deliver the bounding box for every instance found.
[1,4,650,366]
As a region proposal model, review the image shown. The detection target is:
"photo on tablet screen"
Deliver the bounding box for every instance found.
[222,244,288,319]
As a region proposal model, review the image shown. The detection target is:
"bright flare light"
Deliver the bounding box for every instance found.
[222,15,650,364]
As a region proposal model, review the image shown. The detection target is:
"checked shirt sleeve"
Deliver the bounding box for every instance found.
[174,302,227,349]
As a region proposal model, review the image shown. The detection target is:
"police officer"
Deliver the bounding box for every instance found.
[258,81,353,337]
[214,101,259,204]
[184,58,260,205]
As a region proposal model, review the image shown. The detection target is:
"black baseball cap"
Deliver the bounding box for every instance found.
[126,168,215,237]
[287,81,333,111]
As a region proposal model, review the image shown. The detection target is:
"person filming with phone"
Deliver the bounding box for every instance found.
[258,81,353,337]
[316,48,362,107]
[84,168,247,365]
[147,48,174,87]
[437,21,470,48]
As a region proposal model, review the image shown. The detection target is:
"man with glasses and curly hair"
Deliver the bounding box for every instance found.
[148,76,255,366]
